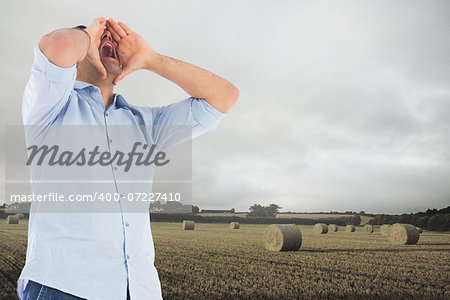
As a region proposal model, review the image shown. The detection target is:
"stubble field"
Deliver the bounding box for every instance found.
[0,220,449,299]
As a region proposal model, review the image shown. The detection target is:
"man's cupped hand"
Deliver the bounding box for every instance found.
[106,18,157,85]
[85,17,108,79]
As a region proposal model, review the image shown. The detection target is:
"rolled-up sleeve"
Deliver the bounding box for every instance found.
[22,43,77,125]
[148,97,227,149]
[190,97,227,131]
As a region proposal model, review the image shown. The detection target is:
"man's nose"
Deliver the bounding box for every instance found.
[101,30,112,41]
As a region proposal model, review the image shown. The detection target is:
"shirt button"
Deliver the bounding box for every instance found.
[105,113,109,117]
[114,167,117,171]
[120,194,124,198]
[126,255,130,260]
[125,221,129,227]
[109,138,113,143]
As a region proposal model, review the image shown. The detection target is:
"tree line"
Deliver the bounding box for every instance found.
[369,206,450,232]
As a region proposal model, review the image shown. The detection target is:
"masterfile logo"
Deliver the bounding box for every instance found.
[26,142,170,172]
[4,125,193,213]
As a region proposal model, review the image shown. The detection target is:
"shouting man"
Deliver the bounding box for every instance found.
[18,17,238,300]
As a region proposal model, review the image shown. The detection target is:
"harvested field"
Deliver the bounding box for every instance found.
[0,220,449,299]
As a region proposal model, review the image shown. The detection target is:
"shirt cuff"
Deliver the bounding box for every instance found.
[32,43,77,83]
[191,97,227,130]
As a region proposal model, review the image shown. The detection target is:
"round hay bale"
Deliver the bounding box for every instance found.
[16,213,25,220]
[182,220,195,230]
[314,223,328,234]
[328,224,338,232]
[364,224,374,233]
[388,223,420,245]
[264,224,302,251]
[345,225,355,232]
[229,222,240,229]
[6,215,19,224]
[380,224,392,235]
[415,226,422,234]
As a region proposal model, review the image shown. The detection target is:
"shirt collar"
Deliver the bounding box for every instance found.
[113,93,131,109]
[74,80,131,109]
[73,80,92,90]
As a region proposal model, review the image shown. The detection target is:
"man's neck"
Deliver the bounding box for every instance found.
[76,74,115,109]
[99,81,115,109]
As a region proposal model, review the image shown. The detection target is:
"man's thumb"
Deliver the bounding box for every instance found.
[113,67,133,85]
[93,60,107,79]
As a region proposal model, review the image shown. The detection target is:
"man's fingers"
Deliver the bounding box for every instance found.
[118,21,133,35]
[105,22,121,41]
[107,19,127,38]
[113,67,133,85]
[97,65,107,79]
[94,17,106,24]
[88,57,107,79]
[93,17,107,33]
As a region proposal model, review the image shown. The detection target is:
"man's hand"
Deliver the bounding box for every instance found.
[84,17,108,79]
[106,18,238,113]
[106,18,157,85]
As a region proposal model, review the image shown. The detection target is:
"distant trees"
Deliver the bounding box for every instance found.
[247,204,281,218]
[369,206,450,232]
[150,200,163,211]
[349,215,361,226]
[149,201,193,213]
[201,209,234,213]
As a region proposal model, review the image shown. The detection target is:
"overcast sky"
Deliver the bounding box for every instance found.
[1,0,449,214]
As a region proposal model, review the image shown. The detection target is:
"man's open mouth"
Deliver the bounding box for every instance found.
[99,41,118,60]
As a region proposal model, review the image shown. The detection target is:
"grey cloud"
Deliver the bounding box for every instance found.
[1,0,449,213]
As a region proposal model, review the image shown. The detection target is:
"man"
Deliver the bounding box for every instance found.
[18,17,238,300]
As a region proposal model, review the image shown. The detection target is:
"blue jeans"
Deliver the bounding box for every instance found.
[23,280,131,299]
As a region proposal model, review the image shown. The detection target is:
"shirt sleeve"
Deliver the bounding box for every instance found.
[22,43,77,125]
[149,97,227,150]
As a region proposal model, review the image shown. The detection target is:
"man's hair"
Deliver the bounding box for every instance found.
[73,25,87,30]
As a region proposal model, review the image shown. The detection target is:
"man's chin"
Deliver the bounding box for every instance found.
[102,59,122,77]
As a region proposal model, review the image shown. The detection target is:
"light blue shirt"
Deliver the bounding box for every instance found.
[17,44,227,300]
